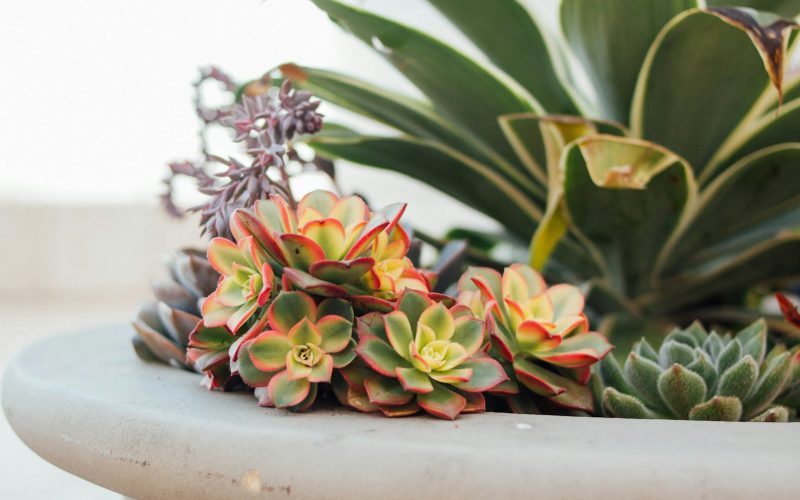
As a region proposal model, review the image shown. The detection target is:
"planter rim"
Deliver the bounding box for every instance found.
[3,326,799,499]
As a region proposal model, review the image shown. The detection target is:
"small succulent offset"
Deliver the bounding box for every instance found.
[132,249,219,369]
[343,289,508,420]
[237,291,357,409]
[599,320,799,422]
[458,264,612,413]
[231,189,431,311]
[202,235,276,333]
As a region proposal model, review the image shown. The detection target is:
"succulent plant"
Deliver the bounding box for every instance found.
[599,320,798,421]
[132,249,218,369]
[201,235,276,333]
[269,0,800,342]
[231,189,431,311]
[458,264,612,413]
[341,289,507,419]
[186,323,241,390]
[236,291,357,409]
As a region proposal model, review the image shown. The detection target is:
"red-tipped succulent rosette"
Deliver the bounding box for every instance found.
[457,264,612,413]
[233,291,357,410]
[201,235,275,333]
[230,190,430,311]
[341,289,507,420]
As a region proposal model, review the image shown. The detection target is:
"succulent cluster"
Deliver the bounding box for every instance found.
[135,55,800,424]
[599,321,800,421]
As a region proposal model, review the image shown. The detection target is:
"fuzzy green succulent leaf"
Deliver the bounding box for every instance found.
[634,338,660,363]
[561,0,698,122]
[686,353,718,392]
[625,353,670,413]
[688,396,743,421]
[717,356,759,400]
[749,405,790,422]
[603,387,660,419]
[657,364,708,418]
[716,339,743,376]
[659,340,696,367]
[742,352,792,419]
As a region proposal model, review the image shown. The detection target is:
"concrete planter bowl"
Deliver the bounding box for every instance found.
[3,326,799,499]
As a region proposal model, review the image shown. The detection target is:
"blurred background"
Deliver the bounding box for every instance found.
[0,0,558,497]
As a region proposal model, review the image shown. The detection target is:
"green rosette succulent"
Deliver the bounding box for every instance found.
[231,190,431,311]
[347,289,507,420]
[458,264,612,413]
[599,320,799,421]
[237,291,357,410]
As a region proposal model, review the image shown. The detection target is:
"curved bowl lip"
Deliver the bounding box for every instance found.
[3,325,800,499]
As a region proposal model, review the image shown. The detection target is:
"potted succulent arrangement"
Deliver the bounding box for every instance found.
[134,0,800,423]
[6,0,800,498]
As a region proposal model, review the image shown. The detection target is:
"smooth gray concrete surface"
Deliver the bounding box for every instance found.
[3,326,800,499]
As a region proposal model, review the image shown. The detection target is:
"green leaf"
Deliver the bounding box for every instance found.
[717,356,759,400]
[317,298,354,323]
[396,290,432,330]
[657,364,708,419]
[268,292,317,335]
[316,316,353,353]
[363,375,415,406]
[659,145,800,276]
[310,0,539,176]
[742,352,792,418]
[267,370,312,408]
[249,332,292,372]
[280,64,504,172]
[356,336,410,377]
[688,396,743,421]
[237,342,274,388]
[513,356,594,411]
[561,136,696,295]
[602,387,658,419]
[308,134,543,239]
[383,311,414,359]
[717,340,743,376]
[417,382,467,419]
[631,9,795,174]
[561,0,697,122]
[706,0,800,18]
[396,367,434,394]
[452,357,508,392]
[653,234,800,312]
[428,0,578,114]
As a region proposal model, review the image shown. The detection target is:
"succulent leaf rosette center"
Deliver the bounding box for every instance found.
[349,290,508,419]
[241,291,358,409]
